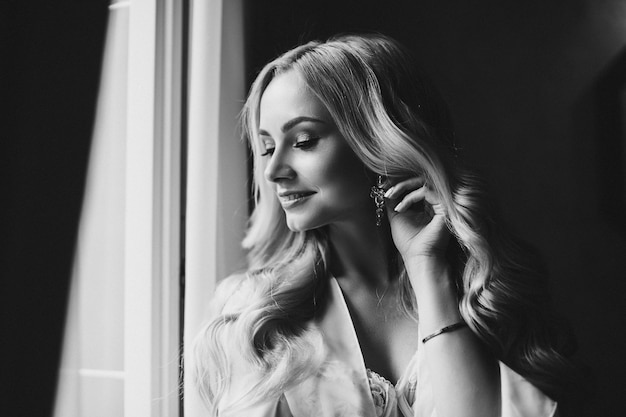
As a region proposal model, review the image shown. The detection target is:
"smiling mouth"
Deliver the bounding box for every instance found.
[278,192,315,208]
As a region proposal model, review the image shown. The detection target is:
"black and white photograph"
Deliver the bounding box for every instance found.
[2,1,625,417]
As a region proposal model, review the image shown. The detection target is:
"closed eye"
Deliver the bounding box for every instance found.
[293,132,320,150]
[260,147,275,157]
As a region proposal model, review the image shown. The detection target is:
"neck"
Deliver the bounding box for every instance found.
[327,213,395,290]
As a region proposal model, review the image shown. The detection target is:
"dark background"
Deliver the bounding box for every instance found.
[1,2,109,417]
[244,1,626,416]
[2,0,624,416]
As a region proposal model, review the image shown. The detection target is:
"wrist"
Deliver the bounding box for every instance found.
[404,255,451,287]
[405,259,462,334]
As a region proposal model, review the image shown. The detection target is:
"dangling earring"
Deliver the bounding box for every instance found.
[369,175,386,226]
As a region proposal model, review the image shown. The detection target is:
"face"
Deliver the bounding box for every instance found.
[258,70,374,232]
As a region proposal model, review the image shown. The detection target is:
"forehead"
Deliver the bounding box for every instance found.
[259,70,333,129]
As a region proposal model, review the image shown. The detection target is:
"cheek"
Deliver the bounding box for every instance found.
[317,149,371,204]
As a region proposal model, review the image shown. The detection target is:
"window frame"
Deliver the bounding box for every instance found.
[124,0,184,415]
[182,0,248,415]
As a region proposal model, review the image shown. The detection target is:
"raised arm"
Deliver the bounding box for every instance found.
[386,177,500,417]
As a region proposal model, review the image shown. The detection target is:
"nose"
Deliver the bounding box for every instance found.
[263,148,295,183]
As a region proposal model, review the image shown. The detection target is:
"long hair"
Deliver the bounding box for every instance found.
[193,33,577,413]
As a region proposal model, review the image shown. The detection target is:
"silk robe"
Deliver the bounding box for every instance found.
[208,276,558,417]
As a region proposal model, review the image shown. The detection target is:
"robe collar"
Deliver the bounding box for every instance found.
[313,277,379,416]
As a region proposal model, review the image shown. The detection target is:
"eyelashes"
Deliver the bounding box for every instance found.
[294,136,320,149]
[260,133,320,157]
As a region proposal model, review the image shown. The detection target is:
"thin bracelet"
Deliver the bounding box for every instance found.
[422,321,467,344]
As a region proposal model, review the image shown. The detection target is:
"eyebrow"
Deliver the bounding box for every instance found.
[258,116,326,137]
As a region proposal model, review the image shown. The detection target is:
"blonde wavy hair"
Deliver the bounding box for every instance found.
[193,33,576,414]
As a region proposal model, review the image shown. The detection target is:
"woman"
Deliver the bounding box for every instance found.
[193,34,576,417]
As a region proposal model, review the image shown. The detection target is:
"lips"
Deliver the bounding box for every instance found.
[277,191,316,208]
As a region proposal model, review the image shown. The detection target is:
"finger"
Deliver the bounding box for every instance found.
[384,177,425,199]
[423,187,444,210]
[422,199,444,219]
[421,184,448,216]
[393,187,427,212]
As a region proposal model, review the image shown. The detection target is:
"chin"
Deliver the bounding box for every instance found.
[285,215,324,233]
[285,220,310,233]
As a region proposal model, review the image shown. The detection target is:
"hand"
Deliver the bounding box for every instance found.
[384,177,450,264]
